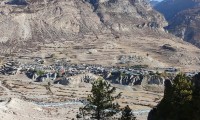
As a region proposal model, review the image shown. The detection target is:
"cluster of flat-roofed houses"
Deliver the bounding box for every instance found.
[0,60,20,75]
[0,60,180,86]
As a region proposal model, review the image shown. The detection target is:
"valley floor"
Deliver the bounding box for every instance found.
[0,73,163,120]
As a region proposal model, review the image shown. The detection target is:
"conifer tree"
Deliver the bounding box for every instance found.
[82,78,121,120]
[192,73,200,120]
[148,73,193,120]
[121,105,136,120]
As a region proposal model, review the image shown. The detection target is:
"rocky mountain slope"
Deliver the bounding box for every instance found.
[155,0,200,48]
[0,0,200,70]
[166,7,200,47]
[154,0,200,21]
[89,0,167,31]
[0,0,166,52]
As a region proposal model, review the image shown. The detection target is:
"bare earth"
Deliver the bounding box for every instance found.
[0,73,163,120]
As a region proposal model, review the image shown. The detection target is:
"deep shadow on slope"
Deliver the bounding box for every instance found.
[6,0,28,5]
[154,0,197,21]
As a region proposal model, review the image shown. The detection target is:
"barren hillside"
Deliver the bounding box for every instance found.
[0,0,199,70]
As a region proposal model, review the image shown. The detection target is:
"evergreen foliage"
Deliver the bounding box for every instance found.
[192,73,200,120]
[121,105,136,120]
[148,73,200,120]
[81,78,121,120]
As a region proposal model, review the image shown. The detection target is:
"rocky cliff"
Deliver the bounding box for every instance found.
[90,0,167,31]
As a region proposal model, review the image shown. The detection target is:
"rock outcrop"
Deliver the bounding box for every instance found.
[90,0,167,31]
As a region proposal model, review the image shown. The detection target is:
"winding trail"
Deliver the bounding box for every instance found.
[35,101,151,115]
[35,101,83,107]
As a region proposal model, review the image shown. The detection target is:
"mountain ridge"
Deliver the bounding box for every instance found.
[154,0,199,20]
[155,0,200,48]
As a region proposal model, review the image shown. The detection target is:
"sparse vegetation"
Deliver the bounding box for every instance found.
[36,70,46,76]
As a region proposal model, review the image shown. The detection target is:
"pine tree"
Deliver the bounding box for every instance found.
[171,73,193,120]
[172,73,192,104]
[121,105,136,120]
[192,73,200,120]
[148,73,193,120]
[82,78,121,120]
